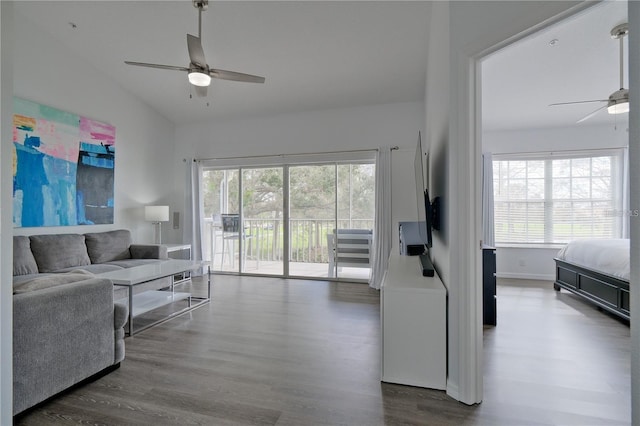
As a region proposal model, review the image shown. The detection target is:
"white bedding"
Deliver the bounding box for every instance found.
[556,238,630,281]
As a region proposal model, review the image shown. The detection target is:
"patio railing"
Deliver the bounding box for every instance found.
[202,218,374,265]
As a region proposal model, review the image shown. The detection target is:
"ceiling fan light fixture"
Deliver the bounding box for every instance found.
[188,71,211,87]
[607,100,629,115]
[124,0,264,97]
[550,23,629,123]
[607,88,629,115]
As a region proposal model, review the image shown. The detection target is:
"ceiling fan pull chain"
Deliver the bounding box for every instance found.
[619,36,624,90]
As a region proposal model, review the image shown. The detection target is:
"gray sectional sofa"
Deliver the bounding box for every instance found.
[14,229,170,297]
[12,229,169,416]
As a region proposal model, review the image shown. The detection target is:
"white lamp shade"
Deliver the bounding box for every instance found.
[145,205,170,222]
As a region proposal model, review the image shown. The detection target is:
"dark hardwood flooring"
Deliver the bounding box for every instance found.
[16,276,631,425]
[480,279,630,425]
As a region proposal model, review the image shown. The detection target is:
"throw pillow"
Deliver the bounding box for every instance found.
[29,234,91,273]
[13,236,39,276]
[84,229,132,263]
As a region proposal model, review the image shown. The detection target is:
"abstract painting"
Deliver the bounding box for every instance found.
[12,98,116,227]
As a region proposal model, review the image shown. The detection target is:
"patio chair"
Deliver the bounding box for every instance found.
[327,228,373,278]
[220,214,252,269]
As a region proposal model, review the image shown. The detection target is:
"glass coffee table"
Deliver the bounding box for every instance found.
[98,259,210,336]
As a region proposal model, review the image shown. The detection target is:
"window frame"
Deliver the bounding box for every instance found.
[492,148,624,247]
[198,152,376,280]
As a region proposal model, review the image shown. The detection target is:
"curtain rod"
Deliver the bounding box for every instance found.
[186,146,399,162]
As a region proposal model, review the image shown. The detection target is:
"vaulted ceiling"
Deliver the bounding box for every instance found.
[482,0,629,131]
[14,1,629,130]
[14,1,431,125]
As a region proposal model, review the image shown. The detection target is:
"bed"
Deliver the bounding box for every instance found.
[554,239,630,320]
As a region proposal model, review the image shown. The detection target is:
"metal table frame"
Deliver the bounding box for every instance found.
[99,260,211,336]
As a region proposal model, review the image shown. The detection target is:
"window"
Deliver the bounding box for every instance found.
[493,150,623,244]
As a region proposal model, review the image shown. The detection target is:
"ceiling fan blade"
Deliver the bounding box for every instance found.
[195,85,208,98]
[549,99,607,107]
[187,34,207,68]
[576,104,608,123]
[125,61,189,72]
[210,68,266,83]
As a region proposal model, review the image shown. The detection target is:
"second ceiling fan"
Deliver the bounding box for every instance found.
[125,0,265,98]
[549,22,629,123]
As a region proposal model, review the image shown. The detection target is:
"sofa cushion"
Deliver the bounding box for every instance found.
[13,273,52,286]
[104,259,163,269]
[13,236,39,276]
[130,244,168,259]
[84,230,132,264]
[29,234,91,273]
[13,270,95,294]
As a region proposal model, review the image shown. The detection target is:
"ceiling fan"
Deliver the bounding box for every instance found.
[125,0,265,98]
[549,23,629,123]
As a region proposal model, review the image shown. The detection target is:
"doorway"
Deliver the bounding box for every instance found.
[477,0,630,411]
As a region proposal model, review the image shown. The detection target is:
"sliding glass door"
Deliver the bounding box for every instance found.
[242,167,283,275]
[289,165,336,277]
[202,169,238,273]
[200,158,374,281]
[334,163,375,280]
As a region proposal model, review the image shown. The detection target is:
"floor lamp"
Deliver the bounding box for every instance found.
[145,205,169,244]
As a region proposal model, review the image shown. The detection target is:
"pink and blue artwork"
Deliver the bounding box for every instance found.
[12,98,116,228]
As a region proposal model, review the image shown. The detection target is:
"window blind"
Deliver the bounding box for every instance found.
[493,149,623,244]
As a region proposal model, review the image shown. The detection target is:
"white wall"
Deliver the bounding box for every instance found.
[484,123,628,154]
[0,3,14,423]
[484,123,628,280]
[425,1,450,289]
[11,11,176,243]
[495,246,560,281]
[424,0,460,399]
[172,101,425,249]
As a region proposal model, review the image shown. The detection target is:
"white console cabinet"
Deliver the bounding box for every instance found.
[381,251,447,389]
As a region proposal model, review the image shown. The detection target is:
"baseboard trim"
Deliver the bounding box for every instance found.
[446,381,459,401]
[496,272,555,281]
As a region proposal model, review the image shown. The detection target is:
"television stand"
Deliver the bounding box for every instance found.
[419,253,435,277]
[381,252,446,389]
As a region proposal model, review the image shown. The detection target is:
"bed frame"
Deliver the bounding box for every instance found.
[554,258,630,320]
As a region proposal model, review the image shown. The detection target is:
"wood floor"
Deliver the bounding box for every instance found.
[16,276,631,425]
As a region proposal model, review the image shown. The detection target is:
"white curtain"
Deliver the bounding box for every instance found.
[184,159,204,275]
[370,147,392,290]
[482,153,495,247]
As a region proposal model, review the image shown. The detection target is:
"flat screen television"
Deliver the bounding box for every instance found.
[414,133,432,250]
[414,132,436,276]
